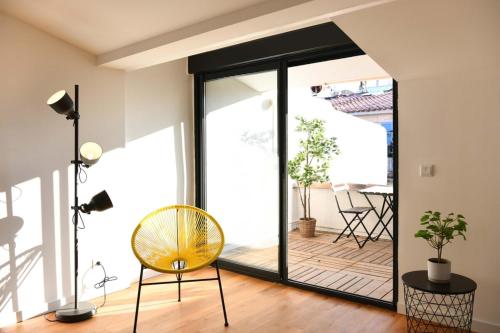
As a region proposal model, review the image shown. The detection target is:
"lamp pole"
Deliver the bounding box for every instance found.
[55,85,96,322]
[73,84,79,310]
[47,84,111,322]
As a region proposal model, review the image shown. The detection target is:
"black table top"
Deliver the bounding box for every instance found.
[402,270,477,294]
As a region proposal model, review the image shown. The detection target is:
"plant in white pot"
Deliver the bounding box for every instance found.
[288,116,339,237]
[415,211,468,283]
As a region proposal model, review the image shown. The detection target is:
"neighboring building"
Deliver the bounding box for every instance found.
[327,89,393,123]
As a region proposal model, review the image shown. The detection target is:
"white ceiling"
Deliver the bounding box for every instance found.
[0,0,273,54]
[334,0,500,81]
[0,0,393,70]
[288,55,389,88]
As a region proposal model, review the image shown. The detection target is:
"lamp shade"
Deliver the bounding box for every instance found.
[81,190,113,213]
[47,90,75,117]
[80,142,102,166]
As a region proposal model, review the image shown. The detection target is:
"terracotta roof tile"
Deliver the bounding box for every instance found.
[327,90,393,113]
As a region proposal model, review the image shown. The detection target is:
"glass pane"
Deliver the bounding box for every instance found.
[205,70,279,272]
[287,55,394,302]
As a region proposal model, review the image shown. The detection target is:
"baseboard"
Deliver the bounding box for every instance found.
[397,301,405,315]
[471,319,500,333]
[397,302,500,333]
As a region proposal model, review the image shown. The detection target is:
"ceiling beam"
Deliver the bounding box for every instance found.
[97,0,394,71]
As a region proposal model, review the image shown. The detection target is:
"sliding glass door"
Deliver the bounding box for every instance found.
[204,67,280,274]
[193,37,398,309]
[286,57,395,303]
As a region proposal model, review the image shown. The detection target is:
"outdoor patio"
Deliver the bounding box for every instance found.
[222,230,393,302]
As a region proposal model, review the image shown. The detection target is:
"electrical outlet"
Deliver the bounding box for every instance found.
[419,164,434,177]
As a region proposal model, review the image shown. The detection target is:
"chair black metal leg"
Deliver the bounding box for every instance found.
[373,195,394,241]
[333,224,351,243]
[337,211,373,249]
[133,265,144,333]
[333,214,357,243]
[176,273,182,302]
[349,221,364,248]
[357,213,373,240]
[355,211,377,248]
[215,261,229,327]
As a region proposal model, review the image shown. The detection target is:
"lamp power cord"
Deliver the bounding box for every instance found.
[94,261,117,311]
[43,261,117,322]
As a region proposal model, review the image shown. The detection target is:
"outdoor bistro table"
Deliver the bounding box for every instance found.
[358,185,393,241]
[402,271,476,332]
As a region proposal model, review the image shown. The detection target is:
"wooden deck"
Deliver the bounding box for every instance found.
[222,230,393,302]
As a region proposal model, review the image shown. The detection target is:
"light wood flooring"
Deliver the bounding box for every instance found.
[2,267,405,333]
[222,230,393,302]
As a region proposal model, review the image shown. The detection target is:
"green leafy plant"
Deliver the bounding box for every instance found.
[288,116,340,220]
[415,211,468,262]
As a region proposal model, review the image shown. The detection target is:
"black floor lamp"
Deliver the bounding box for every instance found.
[47,85,113,322]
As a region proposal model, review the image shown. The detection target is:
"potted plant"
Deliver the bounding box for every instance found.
[288,116,339,237]
[415,211,467,283]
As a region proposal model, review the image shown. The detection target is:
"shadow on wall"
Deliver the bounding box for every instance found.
[0,194,43,323]
[0,108,192,328]
[0,165,76,327]
[0,32,192,322]
[0,129,192,325]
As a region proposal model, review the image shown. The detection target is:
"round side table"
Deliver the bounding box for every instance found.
[402,271,476,333]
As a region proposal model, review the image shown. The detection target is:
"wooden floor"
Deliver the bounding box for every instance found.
[223,230,393,301]
[2,268,405,333]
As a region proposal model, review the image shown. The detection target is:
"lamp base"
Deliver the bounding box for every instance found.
[55,301,96,322]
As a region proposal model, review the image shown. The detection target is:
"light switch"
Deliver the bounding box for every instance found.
[419,164,434,177]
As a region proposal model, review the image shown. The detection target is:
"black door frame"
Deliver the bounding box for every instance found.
[193,25,398,311]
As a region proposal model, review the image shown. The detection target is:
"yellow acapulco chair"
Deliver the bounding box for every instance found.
[131,205,228,332]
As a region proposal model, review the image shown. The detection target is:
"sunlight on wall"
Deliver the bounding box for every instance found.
[67,147,126,301]
[61,126,181,302]
[0,192,6,219]
[52,171,63,301]
[123,126,180,220]
[0,190,15,325]
[180,122,188,204]
[0,124,186,326]
[9,178,44,321]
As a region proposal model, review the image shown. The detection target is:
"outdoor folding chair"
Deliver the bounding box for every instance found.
[331,185,374,249]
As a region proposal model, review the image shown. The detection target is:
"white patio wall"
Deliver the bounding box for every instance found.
[290,187,393,240]
[287,90,391,239]
[288,89,388,186]
[205,76,279,251]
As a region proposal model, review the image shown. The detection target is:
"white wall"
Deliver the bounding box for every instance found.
[124,58,194,207]
[335,0,500,330]
[291,187,393,240]
[123,58,195,268]
[397,68,500,331]
[0,12,125,325]
[2,0,500,330]
[0,13,193,327]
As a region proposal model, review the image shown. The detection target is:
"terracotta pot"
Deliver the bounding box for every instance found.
[427,258,451,283]
[298,218,316,238]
